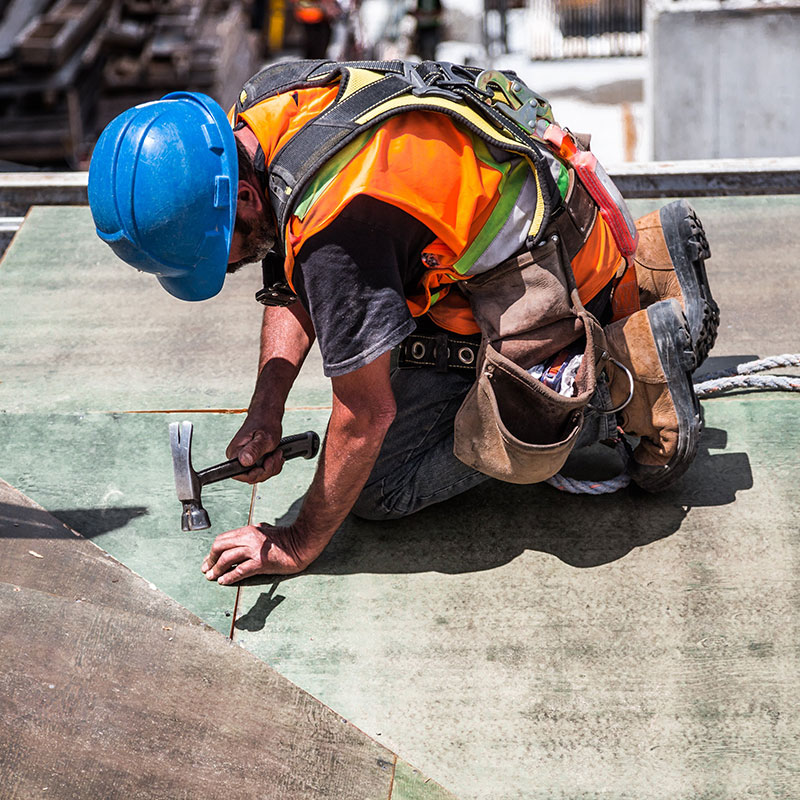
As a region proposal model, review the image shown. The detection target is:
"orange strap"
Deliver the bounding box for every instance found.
[542,124,638,259]
[610,263,641,322]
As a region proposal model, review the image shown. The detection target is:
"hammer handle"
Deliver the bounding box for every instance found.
[196,431,320,486]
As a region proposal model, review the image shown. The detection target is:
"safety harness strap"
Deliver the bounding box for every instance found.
[397,331,480,373]
[265,73,416,229]
[237,59,556,247]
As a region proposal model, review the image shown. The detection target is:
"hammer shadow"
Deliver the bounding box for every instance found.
[242,425,752,580]
[233,581,286,632]
[0,503,149,539]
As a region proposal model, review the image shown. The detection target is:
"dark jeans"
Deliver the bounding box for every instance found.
[352,283,617,521]
[351,357,615,521]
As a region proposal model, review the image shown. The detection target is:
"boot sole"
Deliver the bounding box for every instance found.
[659,200,720,371]
[629,299,703,492]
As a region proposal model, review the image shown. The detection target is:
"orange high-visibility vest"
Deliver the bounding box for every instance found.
[235,85,622,334]
[291,0,326,23]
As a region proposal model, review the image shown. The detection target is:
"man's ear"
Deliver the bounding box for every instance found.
[237,179,264,215]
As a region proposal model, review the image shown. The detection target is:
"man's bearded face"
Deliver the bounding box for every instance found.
[227,213,275,274]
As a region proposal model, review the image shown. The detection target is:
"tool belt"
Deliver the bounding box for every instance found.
[397,331,480,372]
[453,176,611,484]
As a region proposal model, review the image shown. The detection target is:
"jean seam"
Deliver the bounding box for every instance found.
[414,468,487,507]
[398,390,467,468]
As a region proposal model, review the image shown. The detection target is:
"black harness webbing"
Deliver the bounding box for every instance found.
[235,59,557,249]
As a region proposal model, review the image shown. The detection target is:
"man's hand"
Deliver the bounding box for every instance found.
[226,414,284,484]
[201,523,311,584]
[205,350,396,585]
[229,301,316,484]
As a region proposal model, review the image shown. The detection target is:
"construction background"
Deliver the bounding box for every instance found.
[0,0,652,170]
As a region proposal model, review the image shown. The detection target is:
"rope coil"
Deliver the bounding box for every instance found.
[546,354,800,495]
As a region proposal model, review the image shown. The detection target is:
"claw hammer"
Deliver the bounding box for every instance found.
[169,421,320,531]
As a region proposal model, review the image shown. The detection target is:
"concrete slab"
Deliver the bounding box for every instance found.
[238,395,800,799]
[1,197,798,798]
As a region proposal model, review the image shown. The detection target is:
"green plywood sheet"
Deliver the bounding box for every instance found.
[0,408,324,634]
[234,395,800,800]
[0,205,330,413]
[1,198,799,800]
[0,412,250,632]
[392,761,461,800]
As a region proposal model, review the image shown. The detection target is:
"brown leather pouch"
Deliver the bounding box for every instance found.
[454,232,607,483]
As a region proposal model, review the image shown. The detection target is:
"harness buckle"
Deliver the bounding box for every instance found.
[255,252,298,307]
[403,62,493,103]
[474,69,553,136]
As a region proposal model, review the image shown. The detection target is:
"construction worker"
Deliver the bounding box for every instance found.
[290,0,341,58]
[87,60,718,583]
[412,0,443,61]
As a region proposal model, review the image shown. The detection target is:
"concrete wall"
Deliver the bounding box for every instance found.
[649,5,800,160]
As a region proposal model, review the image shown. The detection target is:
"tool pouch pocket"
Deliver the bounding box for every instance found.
[454,234,607,483]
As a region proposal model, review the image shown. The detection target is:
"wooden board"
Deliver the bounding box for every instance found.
[0,481,457,800]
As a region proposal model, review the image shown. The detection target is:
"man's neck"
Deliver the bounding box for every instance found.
[234,123,260,159]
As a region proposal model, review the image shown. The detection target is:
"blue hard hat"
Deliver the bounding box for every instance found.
[88,91,238,301]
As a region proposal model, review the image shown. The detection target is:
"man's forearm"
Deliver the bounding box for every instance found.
[250,302,315,416]
[291,404,393,563]
[288,351,397,566]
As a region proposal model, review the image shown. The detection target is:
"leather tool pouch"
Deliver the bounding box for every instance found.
[454,223,608,484]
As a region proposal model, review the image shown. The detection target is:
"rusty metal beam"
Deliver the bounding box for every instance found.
[15,0,110,69]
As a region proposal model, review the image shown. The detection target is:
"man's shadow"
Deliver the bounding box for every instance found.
[239,423,751,591]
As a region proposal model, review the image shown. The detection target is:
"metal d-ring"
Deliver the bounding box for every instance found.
[588,357,635,414]
[457,346,475,366]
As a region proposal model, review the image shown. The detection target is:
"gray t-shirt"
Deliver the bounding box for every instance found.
[292,196,435,377]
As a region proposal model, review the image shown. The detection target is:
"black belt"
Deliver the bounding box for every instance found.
[397,331,480,373]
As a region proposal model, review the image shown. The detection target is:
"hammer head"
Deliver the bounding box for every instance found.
[169,421,211,531]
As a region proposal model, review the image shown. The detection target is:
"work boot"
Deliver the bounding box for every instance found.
[633,199,720,370]
[604,298,702,491]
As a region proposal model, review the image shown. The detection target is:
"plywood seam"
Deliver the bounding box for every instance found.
[387,754,397,799]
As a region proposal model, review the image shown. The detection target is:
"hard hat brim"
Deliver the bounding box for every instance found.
[156,241,229,301]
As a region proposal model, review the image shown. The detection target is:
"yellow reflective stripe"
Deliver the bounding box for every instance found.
[356,94,524,153]
[338,68,387,102]
[293,128,376,220]
[528,167,544,240]
[355,93,547,241]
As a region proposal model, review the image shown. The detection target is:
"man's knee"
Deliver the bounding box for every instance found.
[351,479,414,521]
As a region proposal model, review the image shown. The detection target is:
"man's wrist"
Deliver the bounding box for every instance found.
[250,364,295,417]
[247,394,284,420]
[287,518,333,568]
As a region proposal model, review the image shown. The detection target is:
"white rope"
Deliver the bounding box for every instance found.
[694,374,800,396]
[545,354,800,496]
[695,353,800,381]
